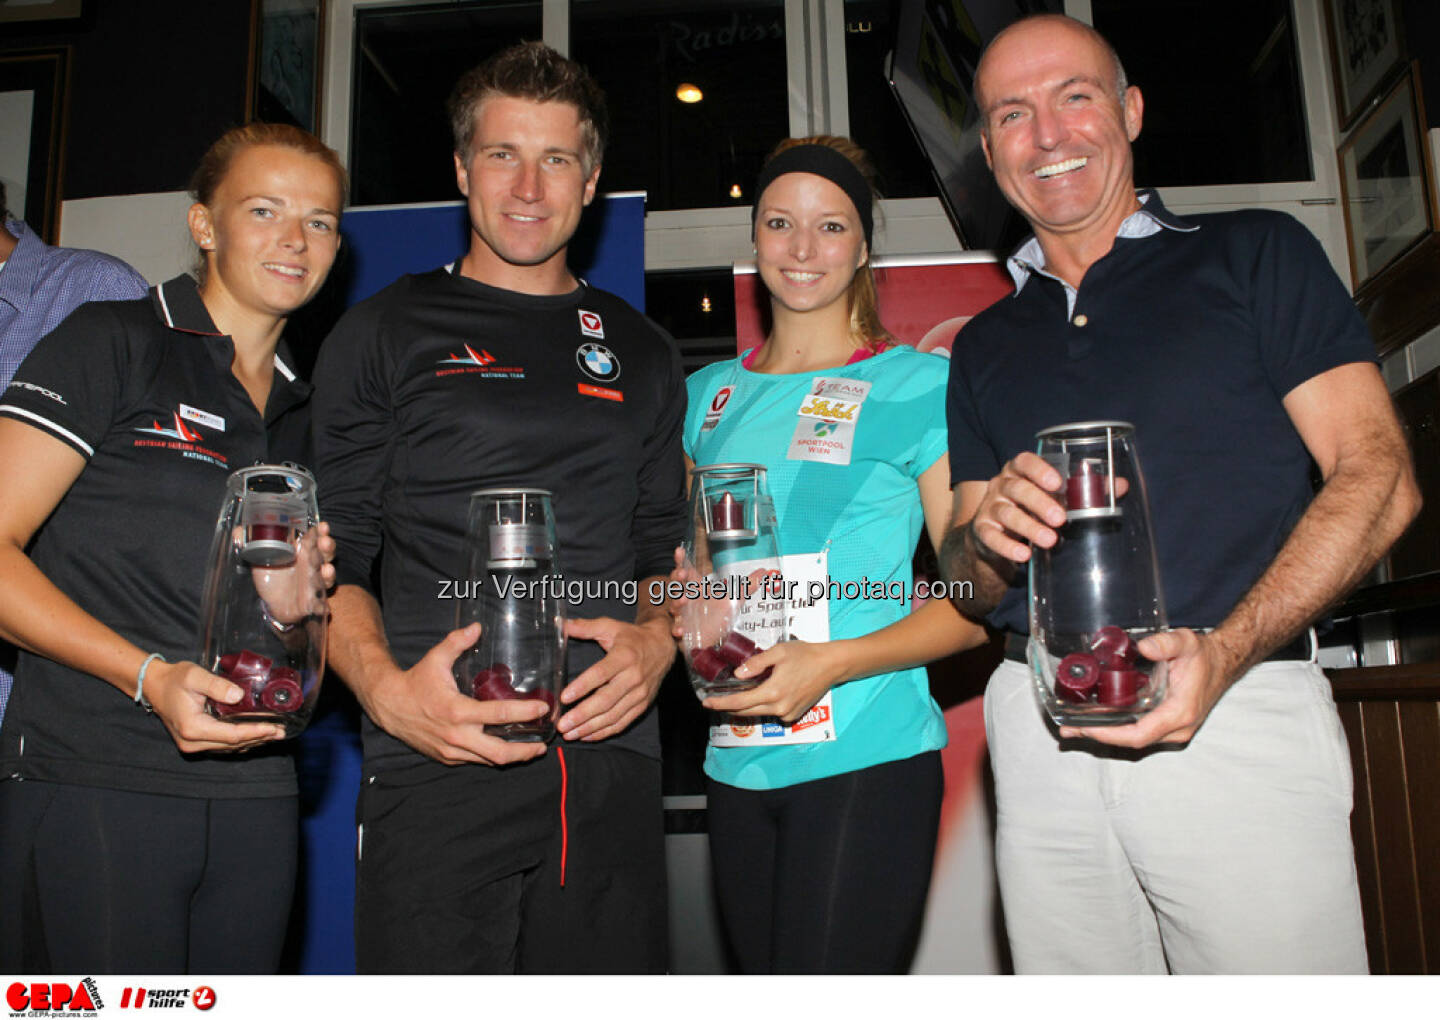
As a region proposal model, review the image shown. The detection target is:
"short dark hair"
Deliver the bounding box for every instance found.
[446,40,608,171]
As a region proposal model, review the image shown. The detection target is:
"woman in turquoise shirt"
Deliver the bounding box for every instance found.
[682,136,987,973]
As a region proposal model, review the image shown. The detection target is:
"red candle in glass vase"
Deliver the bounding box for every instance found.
[689,647,735,687]
[1090,625,1138,668]
[1065,458,1109,510]
[1055,652,1100,703]
[708,491,746,533]
[1097,668,1145,707]
[260,668,303,713]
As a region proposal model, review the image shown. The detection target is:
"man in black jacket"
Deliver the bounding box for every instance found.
[312,42,685,974]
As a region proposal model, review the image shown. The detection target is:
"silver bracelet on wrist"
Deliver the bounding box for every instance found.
[134,652,166,713]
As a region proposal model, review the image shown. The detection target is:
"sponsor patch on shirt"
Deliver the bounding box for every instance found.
[576,342,621,383]
[180,403,225,432]
[786,377,872,466]
[700,385,734,432]
[578,382,624,402]
[7,379,67,405]
[578,309,605,339]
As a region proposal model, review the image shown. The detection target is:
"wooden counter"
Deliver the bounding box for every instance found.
[1330,662,1440,973]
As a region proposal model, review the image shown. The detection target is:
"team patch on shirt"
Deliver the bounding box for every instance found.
[132,407,229,469]
[434,343,525,379]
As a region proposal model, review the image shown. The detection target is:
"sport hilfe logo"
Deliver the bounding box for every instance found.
[6,979,102,1014]
[116,986,215,1010]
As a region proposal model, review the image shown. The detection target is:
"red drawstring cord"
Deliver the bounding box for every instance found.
[556,744,569,887]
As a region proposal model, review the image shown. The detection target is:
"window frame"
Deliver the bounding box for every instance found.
[321,0,1347,278]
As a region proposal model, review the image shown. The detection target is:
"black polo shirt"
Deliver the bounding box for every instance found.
[947,194,1379,635]
[0,275,311,798]
[311,268,687,771]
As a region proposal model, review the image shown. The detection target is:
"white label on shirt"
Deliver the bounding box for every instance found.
[796,377,871,424]
[786,377,872,466]
[710,550,836,747]
[180,403,226,432]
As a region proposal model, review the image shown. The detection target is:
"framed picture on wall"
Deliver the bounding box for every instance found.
[1325,0,1406,131]
[1338,65,1435,292]
[0,48,70,243]
[249,0,324,132]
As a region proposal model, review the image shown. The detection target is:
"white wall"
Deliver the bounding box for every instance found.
[58,191,194,285]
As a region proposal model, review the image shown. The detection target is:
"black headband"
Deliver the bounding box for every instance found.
[751,144,873,247]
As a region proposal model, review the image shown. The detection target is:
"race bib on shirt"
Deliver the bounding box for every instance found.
[710,550,837,747]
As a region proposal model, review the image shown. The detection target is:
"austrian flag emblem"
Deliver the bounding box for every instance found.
[578,309,604,339]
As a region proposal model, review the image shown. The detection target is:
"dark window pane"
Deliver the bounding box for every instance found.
[844,0,935,198]
[573,0,790,210]
[1092,0,1311,186]
[645,268,740,373]
[350,2,542,206]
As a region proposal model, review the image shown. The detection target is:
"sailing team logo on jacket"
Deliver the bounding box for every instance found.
[132,407,229,469]
[435,343,524,379]
[136,410,206,443]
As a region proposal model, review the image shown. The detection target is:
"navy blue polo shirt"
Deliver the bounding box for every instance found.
[947,192,1378,635]
[0,275,311,798]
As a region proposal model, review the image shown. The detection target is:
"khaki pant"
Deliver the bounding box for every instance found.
[985,655,1367,974]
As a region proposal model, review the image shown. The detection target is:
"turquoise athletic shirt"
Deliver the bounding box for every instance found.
[683,344,950,790]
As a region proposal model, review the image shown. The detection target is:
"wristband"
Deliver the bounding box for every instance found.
[135,652,166,712]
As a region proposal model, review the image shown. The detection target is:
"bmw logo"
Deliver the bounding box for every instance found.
[576,342,621,382]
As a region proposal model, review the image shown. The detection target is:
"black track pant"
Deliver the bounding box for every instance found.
[706,750,943,974]
[354,746,667,974]
[0,779,297,973]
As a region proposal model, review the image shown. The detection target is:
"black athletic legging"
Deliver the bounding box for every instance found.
[705,750,943,974]
[0,780,297,973]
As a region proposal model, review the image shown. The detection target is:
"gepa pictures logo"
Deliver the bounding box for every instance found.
[6,979,102,1015]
